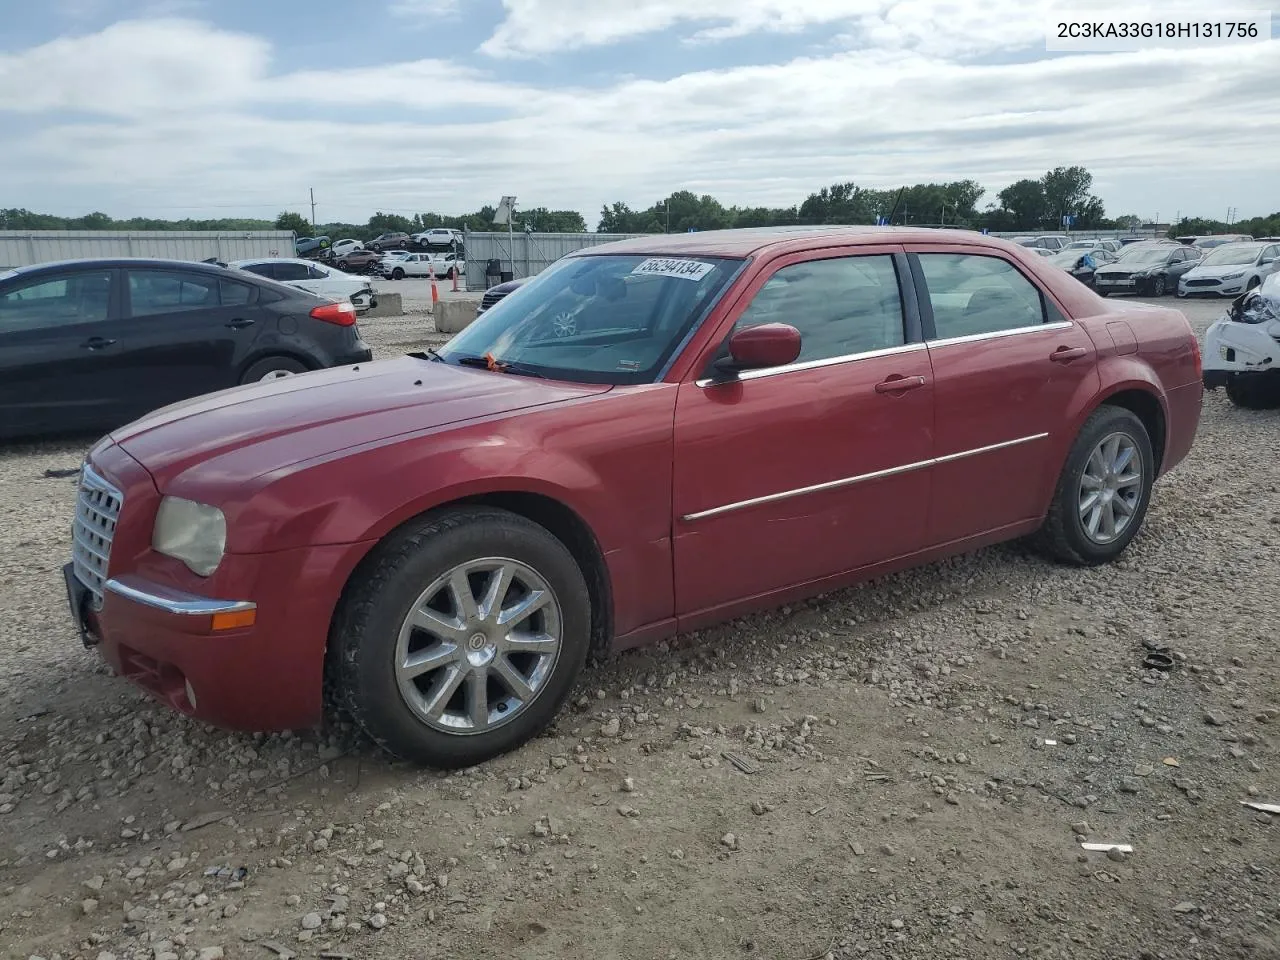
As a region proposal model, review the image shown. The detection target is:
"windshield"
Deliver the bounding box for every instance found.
[1201,244,1262,266]
[1116,246,1171,265]
[437,254,743,384]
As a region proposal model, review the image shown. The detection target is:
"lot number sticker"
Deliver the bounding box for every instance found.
[631,258,714,281]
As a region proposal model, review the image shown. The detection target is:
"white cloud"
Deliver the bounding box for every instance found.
[389,0,463,20]
[0,16,1277,225]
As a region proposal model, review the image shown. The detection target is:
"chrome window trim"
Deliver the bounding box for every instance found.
[695,341,926,388]
[925,320,1072,350]
[680,432,1049,522]
[105,576,256,617]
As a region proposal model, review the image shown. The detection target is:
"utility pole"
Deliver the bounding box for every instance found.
[665,200,670,234]
[310,187,317,232]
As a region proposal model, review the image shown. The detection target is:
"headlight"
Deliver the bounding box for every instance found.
[152,497,226,577]
[1221,272,1244,280]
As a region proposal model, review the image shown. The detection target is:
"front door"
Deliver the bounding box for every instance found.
[672,248,936,618]
[907,246,1100,545]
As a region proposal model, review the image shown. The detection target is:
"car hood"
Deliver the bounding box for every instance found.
[111,355,611,491]
[1183,263,1255,279]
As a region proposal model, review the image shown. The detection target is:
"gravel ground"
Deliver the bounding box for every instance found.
[1,297,1276,960]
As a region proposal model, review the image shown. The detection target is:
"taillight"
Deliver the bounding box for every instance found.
[309,301,357,326]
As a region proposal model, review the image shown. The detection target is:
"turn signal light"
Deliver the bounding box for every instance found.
[210,608,257,631]
[309,300,357,326]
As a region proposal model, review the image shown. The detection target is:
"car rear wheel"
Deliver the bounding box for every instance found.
[330,506,592,767]
[240,356,308,384]
[1033,406,1154,566]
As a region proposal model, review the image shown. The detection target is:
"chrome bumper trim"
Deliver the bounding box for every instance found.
[104,576,256,617]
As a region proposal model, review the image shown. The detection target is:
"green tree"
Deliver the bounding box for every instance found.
[275,211,311,234]
[997,179,1049,230]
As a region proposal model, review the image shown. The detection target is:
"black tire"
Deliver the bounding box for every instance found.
[1096,289,1109,297]
[1033,405,1154,566]
[398,241,408,249]
[1225,374,1280,409]
[239,355,307,385]
[1151,274,1167,296]
[391,268,405,280]
[446,268,456,280]
[330,506,592,767]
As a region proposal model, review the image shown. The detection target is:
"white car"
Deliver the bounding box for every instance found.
[330,239,364,257]
[229,258,376,312]
[1062,238,1122,254]
[413,228,463,248]
[1178,241,1280,298]
[382,252,465,280]
[1202,271,1280,408]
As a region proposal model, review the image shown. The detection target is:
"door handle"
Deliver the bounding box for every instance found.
[225,318,256,329]
[874,375,927,394]
[1050,346,1087,363]
[80,337,117,350]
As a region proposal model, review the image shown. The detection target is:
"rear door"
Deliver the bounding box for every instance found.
[906,246,1100,545]
[111,267,268,418]
[0,267,124,435]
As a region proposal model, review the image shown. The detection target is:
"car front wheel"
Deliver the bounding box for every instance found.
[1151,274,1167,296]
[391,268,405,280]
[1034,406,1154,566]
[330,507,592,767]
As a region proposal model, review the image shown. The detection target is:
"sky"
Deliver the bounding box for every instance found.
[0,0,1277,229]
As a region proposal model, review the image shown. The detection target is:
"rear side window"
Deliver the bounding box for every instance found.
[0,271,113,332]
[239,262,276,279]
[220,280,255,306]
[128,270,219,317]
[917,254,1046,340]
[731,255,906,363]
[274,263,311,281]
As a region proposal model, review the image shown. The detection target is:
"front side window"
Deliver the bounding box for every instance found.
[729,255,905,363]
[128,270,218,316]
[436,254,742,385]
[917,253,1045,340]
[0,271,113,333]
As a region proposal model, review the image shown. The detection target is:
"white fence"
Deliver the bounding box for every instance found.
[0,231,298,270]
[460,231,646,290]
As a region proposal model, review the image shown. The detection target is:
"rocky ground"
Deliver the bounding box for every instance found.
[0,297,1276,960]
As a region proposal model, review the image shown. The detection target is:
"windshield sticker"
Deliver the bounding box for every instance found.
[630,258,714,281]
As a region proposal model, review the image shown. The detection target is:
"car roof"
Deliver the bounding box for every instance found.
[570,225,1041,259]
[4,257,242,276]
[230,257,315,266]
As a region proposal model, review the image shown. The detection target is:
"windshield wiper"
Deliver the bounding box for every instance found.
[450,354,547,379]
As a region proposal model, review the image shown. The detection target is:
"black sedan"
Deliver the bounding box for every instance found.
[0,258,372,441]
[1092,242,1201,297]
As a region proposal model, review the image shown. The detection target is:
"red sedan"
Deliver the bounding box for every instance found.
[64,228,1203,767]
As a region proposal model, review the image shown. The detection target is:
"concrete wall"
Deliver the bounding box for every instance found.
[433,299,478,334]
[0,230,298,270]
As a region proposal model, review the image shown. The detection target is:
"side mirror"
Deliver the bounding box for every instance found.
[714,323,802,375]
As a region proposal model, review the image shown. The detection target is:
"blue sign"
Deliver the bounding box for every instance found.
[981,227,989,234]
[688,227,697,232]
[1062,214,1075,227]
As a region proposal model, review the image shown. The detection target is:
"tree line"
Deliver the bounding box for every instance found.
[3,165,1277,239]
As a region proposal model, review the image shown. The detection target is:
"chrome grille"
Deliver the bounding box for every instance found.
[479,290,508,313]
[1186,278,1219,287]
[72,463,124,609]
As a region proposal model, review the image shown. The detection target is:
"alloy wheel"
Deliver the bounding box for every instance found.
[1077,431,1143,544]
[394,558,562,735]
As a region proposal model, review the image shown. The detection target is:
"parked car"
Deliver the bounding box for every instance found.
[1093,242,1201,296]
[1193,234,1254,250]
[1028,247,1056,258]
[1116,236,1151,245]
[413,228,463,249]
[367,232,412,252]
[1012,235,1068,251]
[0,258,371,440]
[335,249,385,274]
[1046,247,1118,287]
[476,275,533,315]
[1177,241,1280,298]
[295,236,331,256]
[1062,238,1121,254]
[330,239,365,257]
[1202,271,1280,408]
[381,252,465,280]
[230,258,376,312]
[61,228,1202,767]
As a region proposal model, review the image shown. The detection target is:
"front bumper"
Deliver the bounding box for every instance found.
[65,539,373,731]
[1201,318,1278,378]
[1180,278,1247,297]
[1094,275,1138,292]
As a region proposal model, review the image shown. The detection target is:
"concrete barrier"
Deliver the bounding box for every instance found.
[365,292,403,317]
[434,299,479,334]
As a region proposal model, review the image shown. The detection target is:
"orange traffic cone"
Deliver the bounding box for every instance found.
[429,263,439,306]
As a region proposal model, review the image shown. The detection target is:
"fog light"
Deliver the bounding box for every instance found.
[184,679,198,710]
